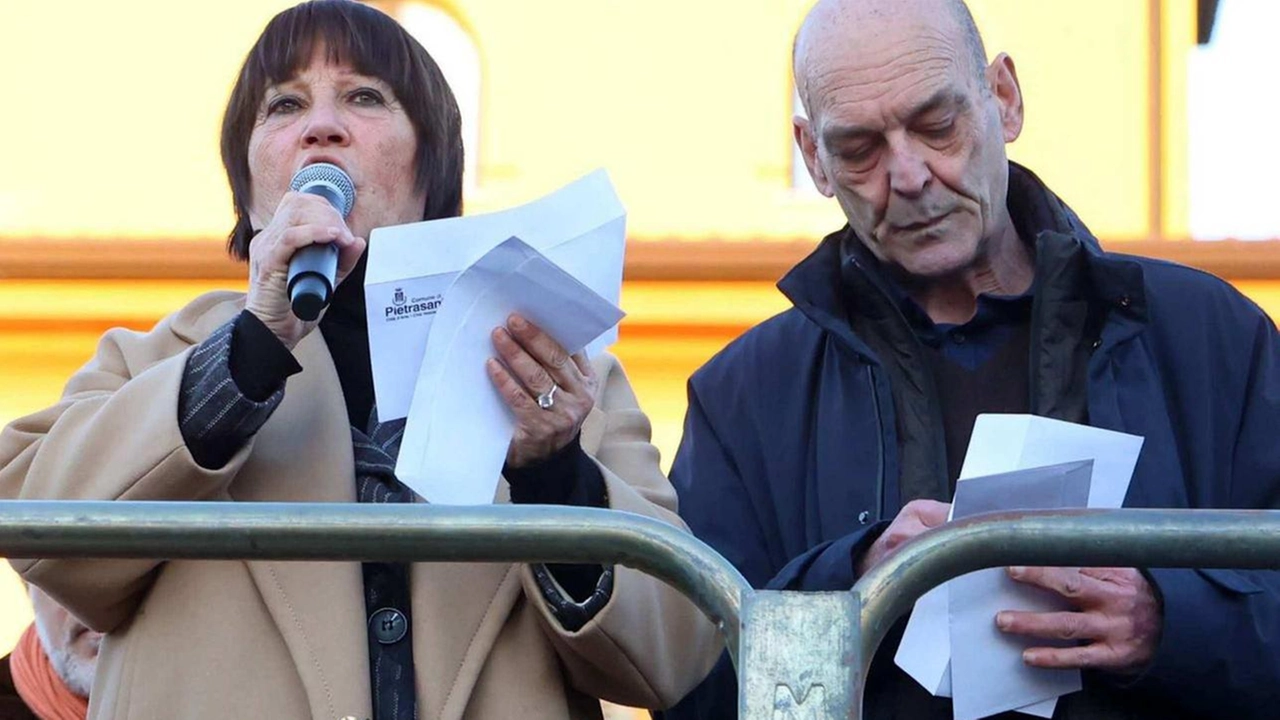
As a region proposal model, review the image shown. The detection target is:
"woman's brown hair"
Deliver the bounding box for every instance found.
[220,0,463,259]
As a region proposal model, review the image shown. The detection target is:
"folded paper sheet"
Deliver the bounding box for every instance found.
[393,237,624,505]
[364,169,625,422]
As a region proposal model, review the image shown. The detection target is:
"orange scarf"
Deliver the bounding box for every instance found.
[9,624,88,720]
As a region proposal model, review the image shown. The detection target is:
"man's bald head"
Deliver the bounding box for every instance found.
[788,0,1025,282]
[794,0,988,116]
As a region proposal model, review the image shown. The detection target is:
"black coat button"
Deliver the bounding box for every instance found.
[369,607,407,645]
[858,510,871,525]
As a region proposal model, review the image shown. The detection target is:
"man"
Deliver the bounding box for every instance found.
[663,0,1280,717]
[0,585,100,720]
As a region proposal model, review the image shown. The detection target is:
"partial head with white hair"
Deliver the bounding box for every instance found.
[29,585,101,698]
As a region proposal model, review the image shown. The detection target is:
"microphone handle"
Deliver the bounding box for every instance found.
[287,243,340,321]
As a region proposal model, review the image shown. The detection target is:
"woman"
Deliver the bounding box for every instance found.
[0,2,719,718]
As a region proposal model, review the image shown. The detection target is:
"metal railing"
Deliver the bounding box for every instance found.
[2,502,1279,718]
[0,501,752,666]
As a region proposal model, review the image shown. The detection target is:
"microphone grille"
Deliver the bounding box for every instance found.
[290,162,356,217]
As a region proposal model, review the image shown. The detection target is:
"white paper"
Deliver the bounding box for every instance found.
[960,415,1144,510]
[895,587,952,697]
[1013,698,1056,718]
[948,462,1092,720]
[895,414,1145,719]
[365,169,626,421]
[393,237,624,505]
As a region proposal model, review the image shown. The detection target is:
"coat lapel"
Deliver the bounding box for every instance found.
[414,467,529,720]
[232,331,372,719]
[412,559,523,720]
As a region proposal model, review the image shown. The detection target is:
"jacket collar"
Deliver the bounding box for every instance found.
[777,161,1148,338]
[776,226,883,362]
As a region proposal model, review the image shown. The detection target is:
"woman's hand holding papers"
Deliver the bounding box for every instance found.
[488,314,600,469]
[997,566,1161,674]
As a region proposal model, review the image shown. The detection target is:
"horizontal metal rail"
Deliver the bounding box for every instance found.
[0,500,752,666]
[852,508,1280,715]
[5,502,1280,718]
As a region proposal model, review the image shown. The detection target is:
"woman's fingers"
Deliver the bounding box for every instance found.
[245,192,360,348]
[502,316,585,391]
[255,194,357,273]
[486,357,542,416]
[488,317,598,468]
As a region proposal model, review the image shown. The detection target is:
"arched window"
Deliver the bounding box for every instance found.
[391,2,482,191]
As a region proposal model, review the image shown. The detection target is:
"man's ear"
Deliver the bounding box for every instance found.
[794,115,835,197]
[987,52,1024,143]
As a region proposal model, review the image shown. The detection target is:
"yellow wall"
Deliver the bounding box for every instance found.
[1,0,1193,243]
[970,0,1194,240]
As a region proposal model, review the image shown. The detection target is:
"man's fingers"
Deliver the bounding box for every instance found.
[996,610,1110,641]
[880,516,931,553]
[911,499,951,528]
[277,191,348,226]
[1007,566,1108,602]
[260,225,341,265]
[1078,566,1136,584]
[860,500,952,575]
[880,501,952,553]
[1022,643,1120,670]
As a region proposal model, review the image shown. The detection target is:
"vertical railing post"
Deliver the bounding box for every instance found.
[738,591,860,719]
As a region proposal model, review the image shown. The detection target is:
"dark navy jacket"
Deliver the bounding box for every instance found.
[664,166,1280,719]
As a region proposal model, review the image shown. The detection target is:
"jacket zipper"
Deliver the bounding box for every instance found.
[866,365,886,521]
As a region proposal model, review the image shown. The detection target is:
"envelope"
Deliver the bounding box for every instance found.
[364,169,626,421]
[393,237,624,505]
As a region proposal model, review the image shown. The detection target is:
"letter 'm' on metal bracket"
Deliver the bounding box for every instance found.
[740,591,859,719]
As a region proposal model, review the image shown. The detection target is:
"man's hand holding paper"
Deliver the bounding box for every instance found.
[998,565,1161,674]
[893,414,1149,720]
[872,511,1163,682]
[856,499,950,576]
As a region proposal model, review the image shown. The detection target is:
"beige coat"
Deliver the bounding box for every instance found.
[0,292,721,719]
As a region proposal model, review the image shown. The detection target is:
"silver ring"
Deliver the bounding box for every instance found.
[536,383,558,410]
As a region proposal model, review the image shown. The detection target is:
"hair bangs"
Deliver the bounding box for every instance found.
[247,2,417,107]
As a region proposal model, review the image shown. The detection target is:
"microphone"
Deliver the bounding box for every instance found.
[286,162,357,321]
